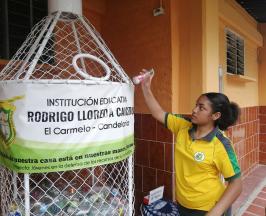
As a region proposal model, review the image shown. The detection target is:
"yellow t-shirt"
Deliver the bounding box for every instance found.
[165,113,241,211]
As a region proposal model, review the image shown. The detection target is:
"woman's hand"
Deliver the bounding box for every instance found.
[140,69,154,91]
[138,68,165,124]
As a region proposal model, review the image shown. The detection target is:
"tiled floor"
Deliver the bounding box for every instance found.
[233,165,266,216]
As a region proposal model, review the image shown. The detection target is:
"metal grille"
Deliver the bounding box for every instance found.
[0,10,134,216]
[226,29,244,75]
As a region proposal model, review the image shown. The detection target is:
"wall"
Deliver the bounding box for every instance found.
[88,0,264,113]
[0,60,8,71]
[170,0,180,112]
[227,107,260,177]
[102,0,172,113]
[258,24,266,164]
[171,0,263,112]
[218,0,262,107]
[259,107,266,164]
[100,1,174,214]
[202,0,219,93]
[217,0,265,168]
[174,0,203,113]
[218,0,265,178]
[134,113,174,214]
[82,0,106,33]
[258,24,266,106]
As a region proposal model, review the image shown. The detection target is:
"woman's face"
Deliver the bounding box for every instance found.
[191,95,216,126]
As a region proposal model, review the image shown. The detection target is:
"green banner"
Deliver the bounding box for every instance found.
[0,135,134,173]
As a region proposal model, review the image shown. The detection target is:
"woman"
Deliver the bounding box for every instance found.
[139,69,242,216]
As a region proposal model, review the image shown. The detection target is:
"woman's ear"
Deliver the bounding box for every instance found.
[212,112,221,121]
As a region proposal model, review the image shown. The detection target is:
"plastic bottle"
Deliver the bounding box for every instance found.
[8,202,22,216]
[132,69,154,84]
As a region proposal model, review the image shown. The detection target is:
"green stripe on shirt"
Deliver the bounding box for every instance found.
[216,131,241,176]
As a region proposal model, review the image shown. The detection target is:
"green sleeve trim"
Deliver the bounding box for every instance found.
[216,132,241,175]
[164,112,169,128]
[225,172,241,182]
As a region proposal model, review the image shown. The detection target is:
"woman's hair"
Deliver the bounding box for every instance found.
[202,92,240,130]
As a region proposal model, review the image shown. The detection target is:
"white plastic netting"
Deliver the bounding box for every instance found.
[0,159,133,215]
[0,11,134,216]
[0,11,130,83]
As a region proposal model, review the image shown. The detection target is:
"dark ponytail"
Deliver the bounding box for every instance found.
[202,92,240,130]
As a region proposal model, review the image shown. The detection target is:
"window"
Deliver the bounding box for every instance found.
[0,0,48,59]
[226,29,244,75]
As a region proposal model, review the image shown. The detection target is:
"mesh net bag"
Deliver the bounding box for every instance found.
[0,11,134,216]
[0,12,130,82]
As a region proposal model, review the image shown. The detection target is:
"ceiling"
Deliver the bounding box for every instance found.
[236,0,266,23]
